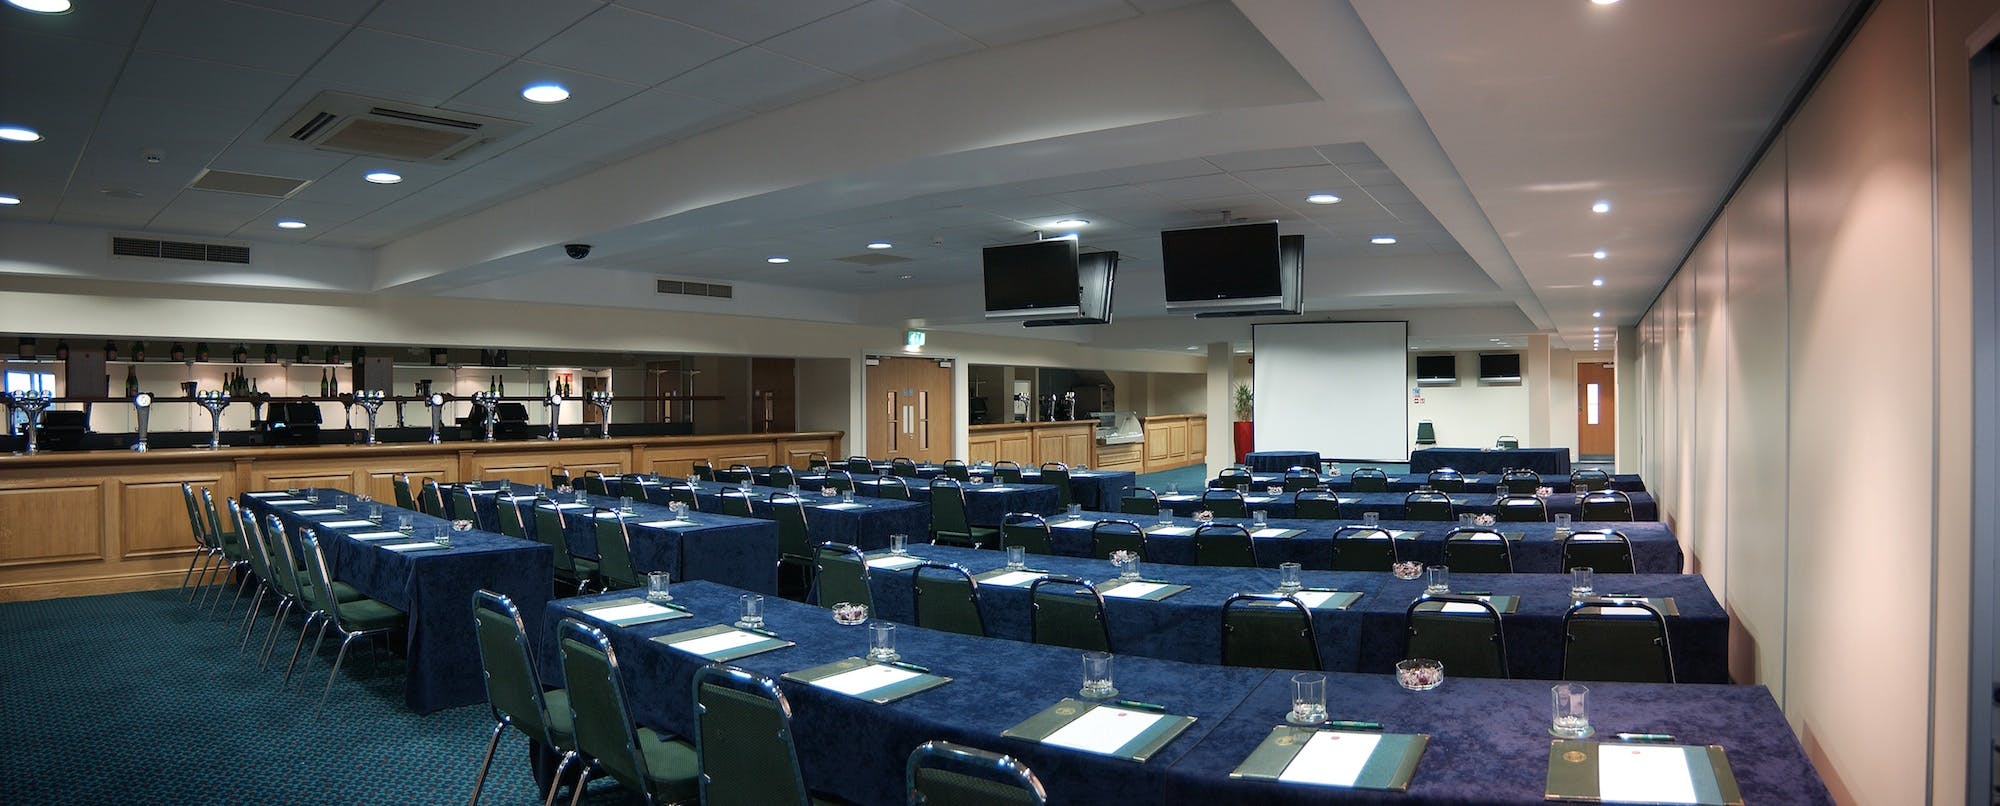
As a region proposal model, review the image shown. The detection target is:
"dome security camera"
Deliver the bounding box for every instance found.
[564,244,592,260]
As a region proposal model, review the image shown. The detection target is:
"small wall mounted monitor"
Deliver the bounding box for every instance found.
[1415,354,1457,384]
[983,238,1082,320]
[1478,352,1522,382]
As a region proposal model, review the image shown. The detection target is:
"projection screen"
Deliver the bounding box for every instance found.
[1251,321,1410,461]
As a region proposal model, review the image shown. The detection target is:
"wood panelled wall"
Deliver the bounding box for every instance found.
[0,431,840,602]
[965,421,1095,468]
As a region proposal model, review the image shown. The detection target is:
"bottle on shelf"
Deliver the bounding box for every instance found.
[123,366,138,396]
[170,342,186,362]
[249,377,258,395]
[320,369,329,398]
[328,368,338,396]
[264,344,278,363]
[231,343,248,363]
[498,375,505,396]
[55,339,70,361]
[132,341,146,362]
[296,344,312,363]
[104,340,118,361]
[324,345,340,364]
[195,342,210,362]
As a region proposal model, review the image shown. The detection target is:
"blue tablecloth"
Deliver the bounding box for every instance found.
[1015,469,1136,511]
[1411,447,1571,474]
[243,489,550,714]
[1244,450,1322,473]
[861,544,1724,682]
[1212,472,1649,494]
[1161,490,1659,522]
[637,479,931,553]
[536,582,1829,804]
[515,492,778,595]
[1041,513,1684,574]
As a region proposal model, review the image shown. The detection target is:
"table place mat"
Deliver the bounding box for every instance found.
[864,554,926,571]
[347,531,406,541]
[266,499,311,506]
[783,657,950,704]
[1051,518,1099,529]
[320,520,375,529]
[292,508,341,516]
[1435,595,1519,615]
[1099,580,1190,602]
[653,623,792,661]
[1146,526,1195,536]
[638,519,699,529]
[468,489,499,495]
[379,541,451,553]
[1244,496,1277,504]
[818,502,871,511]
[1576,597,1681,617]
[1158,494,1199,502]
[1251,527,1304,539]
[973,569,1050,588]
[500,495,537,502]
[245,492,291,499]
[554,503,590,510]
[574,598,691,627]
[1283,589,1363,610]
[978,486,1019,493]
[1230,726,1429,791]
[1002,698,1195,763]
[1545,740,1741,805]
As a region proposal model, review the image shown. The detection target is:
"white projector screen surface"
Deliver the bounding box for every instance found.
[1252,322,1409,461]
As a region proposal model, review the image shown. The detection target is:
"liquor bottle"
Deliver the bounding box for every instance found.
[324,345,339,364]
[264,344,278,363]
[132,341,147,362]
[296,344,311,363]
[54,339,69,361]
[498,376,505,396]
[124,366,139,396]
[195,342,210,362]
[249,377,258,396]
[170,342,186,362]
[328,370,338,396]
[319,369,328,398]
[231,343,248,363]
[489,375,498,395]
[104,340,118,362]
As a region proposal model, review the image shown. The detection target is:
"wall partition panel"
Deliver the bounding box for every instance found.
[1251,321,1409,462]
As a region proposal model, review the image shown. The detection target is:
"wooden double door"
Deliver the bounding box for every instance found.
[865,356,953,462]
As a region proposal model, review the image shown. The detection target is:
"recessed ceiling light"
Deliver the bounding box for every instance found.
[1591,200,1612,214]
[5,0,72,13]
[1591,0,1620,5]
[1592,249,1608,260]
[1306,193,1342,205]
[275,219,307,230]
[1052,218,1089,228]
[866,241,893,250]
[1592,310,1603,318]
[765,256,790,264]
[1371,235,1398,245]
[364,170,403,184]
[1591,277,1605,287]
[0,194,18,205]
[899,274,914,280]
[521,83,570,103]
[1593,326,1601,332]
[0,125,44,142]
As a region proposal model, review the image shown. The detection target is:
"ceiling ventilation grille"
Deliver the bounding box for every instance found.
[657,279,734,299]
[188,168,312,199]
[266,90,527,163]
[111,236,251,265]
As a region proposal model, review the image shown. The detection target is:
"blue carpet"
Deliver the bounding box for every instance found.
[0,586,618,805]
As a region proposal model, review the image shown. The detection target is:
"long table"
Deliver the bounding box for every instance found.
[785,472,1064,526]
[243,489,551,713]
[858,543,1725,682]
[538,582,1829,804]
[1243,450,1322,473]
[1159,489,1660,522]
[1411,447,1572,475]
[1208,472,1649,494]
[598,477,931,553]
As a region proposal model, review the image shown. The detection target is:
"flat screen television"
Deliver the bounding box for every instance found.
[1160,222,1302,316]
[1022,250,1118,327]
[983,238,1082,320]
[1478,352,1522,382]
[1415,354,1457,384]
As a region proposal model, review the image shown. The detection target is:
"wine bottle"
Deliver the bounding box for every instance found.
[328,369,338,396]
[132,341,147,362]
[170,342,186,362]
[104,340,118,361]
[296,344,311,363]
[231,343,248,363]
[320,369,328,398]
[498,376,505,396]
[249,377,258,395]
[264,344,278,363]
[324,345,339,364]
[124,366,139,396]
[195,342,210,362]
[55,339,70,361]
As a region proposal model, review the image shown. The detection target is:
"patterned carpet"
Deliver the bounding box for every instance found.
[0,585,611,805]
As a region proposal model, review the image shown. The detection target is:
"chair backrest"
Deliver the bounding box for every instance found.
[497,497,529,539]
[720,490,755,518]
[767,465,797,489]
[1088,519,1146,560]
[532,501,582,575]
[1495,435,1519,449]
[550,467,572,489]
[929,478,973,536]
[232,500,272,583]
[1570,468,1612,492]
[262,515,305,598]
[1221,593,1321,671]
[592,512,639,590]
[1000,513,1054,555]
[473,590,559,747]
[1037,463,1072,509]
[1293,490,1339,520]
[812,542,871,608]
[723,464,755,484]
[1348,467,1388,492]
[419,479,446,516]
[993,460,1023,484]
[1120,487,1159,516]
[557,619,657,797]
[890,457,919,478]
[907,740,1048,806]
[807,452,830,471]
[877,475,913,501]
[201,488,239,555]
[582,471,609,496]
[392,475,416,511]
[939,460,970,482]
[1402,490,1455,521]
[298,532,349,628]
[450,486,478,523]
[1028,576,1111,652]
[693,664,811,806]
[822,469,854,492]
[1425,468,1465,493]
[692,461,716,482]
[1200,488,1247,518]
[1561,530,1635,574]
[1194,523,1256,567]
[1442,527,1514,573]
[1501,468,1543,494]
[1329,525,1398,571]
[1562,598,1676,683]
[768,493,812,562]
[1404,594,1510,679]
[1214,467,1252,489]
[845,456,875,475]
[912,563,986,637]
[668,485,700,510]
[1579,490,1634,521]
[1282,467,1320,492]
[1494,494,1548,522]
[181,482,211,550]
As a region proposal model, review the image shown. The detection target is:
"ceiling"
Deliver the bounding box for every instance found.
[0,0,1853,353]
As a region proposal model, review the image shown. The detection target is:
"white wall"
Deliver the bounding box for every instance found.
[1406,350,1531,452]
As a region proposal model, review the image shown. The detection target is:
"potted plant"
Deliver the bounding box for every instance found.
[1233,383,1254,464]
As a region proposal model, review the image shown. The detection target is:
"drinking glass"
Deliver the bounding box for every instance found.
[1081,651,1116,699]
[1006,545,1026,570]
[334,500,348,514]
[1458,513,1475,527]
[1288,672,1328,725]
[1554,513,1573,536]
[1067,503,1083,517]
[1569,567,1595,598]
[1363,511,1380,528]
[889,533,909,556]
[500,480,512,495]
[397,515,414,535]
[368,504,383,524]
[286,486,300,496]
[306,490,320,504]
[842,490,856,504]
[434,531,452,548]
[1277,562,1303,592]
[647,571,672,603]
[574,490,587,505]
[736,594,765,629]
[1167,482,1179,495]
[1157,508,1174,528]
[1252,510,1269,529]
[1117,554,1142,581]
[1425,565,1451,595]
[788,484,802,497]
[868,620,898,662]
[1551,683,1592,737]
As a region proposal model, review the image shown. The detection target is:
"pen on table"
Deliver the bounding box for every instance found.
[1113,699,1166,712]
[739,625,780,638]
[1324,720,1383,731]
[1613,732,1676,743]
[888,660,931,674]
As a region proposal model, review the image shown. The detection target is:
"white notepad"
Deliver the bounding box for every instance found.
[381,541,447,552]
[245,492,289,499]
[1251,528,1292,538]
[266,499,310,506]
[500,495,536,502]
[668,630,766,657]
[865,555,925,571]
[1597,745,1699,804]
[1148,526,1194,536]
[818,503,870,511]
[292,509,339,516]
[638,520,697,529]
[348,531,404,541]
[1245,496,1275,504]
[1278,731,1381,786]
[982,486,1018,492]
[810,663,919,696]
[1102,582,1168,599]
[1159,495,1198,502]
[1440,603,1490,614]
[1288,590,1344,609]
[1052,519,1097,529]
[587,602,674,623]
[1041,706,1164,755]
[555,503,589,510]
[320,520,374,529]
[982,571,1047,588]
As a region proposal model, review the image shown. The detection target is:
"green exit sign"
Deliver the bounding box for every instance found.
[905,330,926,348]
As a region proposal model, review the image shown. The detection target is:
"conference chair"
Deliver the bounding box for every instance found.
[1330,525,1398,572]
[911,563,986,637]
[1348,467,1389,493]
[1495,435,1520,449]
[930,478,999,548]
[844,456,875,475]
[534,500,599,594]
[766,465,797,489]
[1495,494,1549,522]
[806,452,831,471]
[557,619,699,805]
[261,517,363,675]
[451,485,479,525]
[582,471,609,496]
[1194,523,1257,567]
[1029,576,1112,652]
[1293,489,1339,519]
[1201,488,1248,519]
[469,590,574,806]
[1425,468,1466,493]
[1402,490,1455,521]
[1120,487,1160,516]
[691,461,716,482]
[890,457,920,478]
[550,467,573,490]
[1571,468,1612,492]
[298,533,408,716]
[769,493,815,600]
[1501,468,1543,495]
[906,741,1048,806]
[1442,527,1515,573]
[1000,513,1055,556]
[822,469,855,493]
[1562,598,1676,684]
[692,664,831,806]
[667,484,701,511]
[199,488,250,611]
[877,475,914,501]
[1038,462,1073,509]
[232,503,285,651]
[178,482,220,599]
[1213,466,1253,490]
[1579,490,1635,521]
[1404,594,1509,679]
[592,511,641,591]
[419,478,447,517]
[393,474,417,510]
[1088,519,1147,560]
[721,464,755,485]
[993,460,1024,484]
[1282,467,1321,492]
[811,542,871,608]
[939,459,971,482]
[720,490,755,518]
[1221,593,1322,671]
[1561,530,1636,574]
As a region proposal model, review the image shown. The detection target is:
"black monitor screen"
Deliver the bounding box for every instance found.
[1160,222,1283,302]
[983,239,1081,312]
[1479,353,1522,379]
[1415,354,1456,381]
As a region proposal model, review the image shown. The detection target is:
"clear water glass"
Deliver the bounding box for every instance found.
[1425,565,1451,595]
[1157,508,1174,528]
[1252,509,1269,529]
[1167,482,1179,495]
[868,620,898,662]
[842,490,856,504]
[574,490,587,505]
[647,571,672,603]
[1362,511,1380,528]
[1570,567,1595,598]
[306,489,319,504]
[1081,651,1116,699]
[1117,555,1142,581]
[889,533,909,556]
[788,484,801,497]
[736,594,764,629]
[1006,545,1026,570]
[434,531,452,548]
[500,480,512,494]
[1551,683,1592,737]
[1289,672,1328,725]
[1068,503,1082,517]
[1458,513,1475,527]
[1554,513,1573,536]
[1277,562,1303,592]
[397,515,414,535]
[368,504,383,524]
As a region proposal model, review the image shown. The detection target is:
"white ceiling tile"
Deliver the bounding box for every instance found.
[761,0,981,81]
[147,190,284,235]
[1312,142,1378,163]
[899,0,1134,46]
[526,5,743,86]
[208,143,353,181]
[235,0,379,24]
[136,0,348,74]
[82,95,265,178]
[1231,164,1360,194]
[614,0,864,44]
[1361,184,1419,205]
[360,0,604,56]
[1134,173,1255,200]
[655,47,855,113]
[2,29,128,116]
[112,51,298,115]
[0,0,154,46]
[308,28,511,106]
[572,86,747,138]
[1088,158,1222,185]
[1335,161,1397,185]
[1203,146,1331,173]
[443,61,645,124]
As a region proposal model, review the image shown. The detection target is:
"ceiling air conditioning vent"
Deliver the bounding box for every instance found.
[266,90,527,163]
[657,278,734,299]
[111,236,251,265]
[188,168,312,199]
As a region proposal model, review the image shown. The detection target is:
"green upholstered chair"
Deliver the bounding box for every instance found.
[1213,466,1253,490]
[691,461,716,482]
[592,512,640,591]
[822,470,855,493]
[496,496,529,539]
[912,562,986,638]
[450,485,479,524]
[557,619,698,805]
[1443,527,1515,573]
[1120,487,1159,516]
[1501,468,1542,494]
[1414,420,1437,446]
[1562,598,1676,683]
[392,474,417,510]
[1194,523,1256,568]
[178,482,220,598]
[1330,525,1398,572]
[1425,468,1466,493]
[1221,593,1322,671]
[1292,490,1339,519]
[806,452,831,471]
[1561,530,1636,574]
[877,476,914,501]
[720,491,755,518]
[1037,462,1072,510]
[1579,490,1635,521]
[1087,520,1146,561]
[889,457,920,478]
[811,542,871,608]
[667,484,700,510]
[939,459,971,482]
[930,479,998,549]
[1404,594,1509,679]
[845,456,875,475]
[201,488,251,612]
[722,464,755,484]
[1029,576,1111,653]
[1570,468,1612,492]
[469,590,574,806]
[1000,513,1055,556]
[1494,435,1520,449]
[533,500,599,594]
[692,664,833,806]
[297,532,407,715]
[582,471,609,496]
[1200,489,1247,519]
[992,460,1023,484]
[769,493,814,600]
[1494,494,1549,523]
[906,741,1048,806]
[767,465,798,489]
[419,479,447,517]
[549,467,572,489]
[1282,467,1321,492]
[1348,467,1389,493]
[232,502,284,651]
[1402,490,1455,522]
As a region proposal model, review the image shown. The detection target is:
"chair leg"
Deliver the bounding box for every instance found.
[177,548,205,594]
[567,766,594,806]
[187,551,221,603]
[315,632,360,718]
[212,562,249,614]
[468,720,506,806]
[284,612,325,683]
[260,598,295,667]
[240,586,268,651]
[544,752,575,806]
[221,566,255,615]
